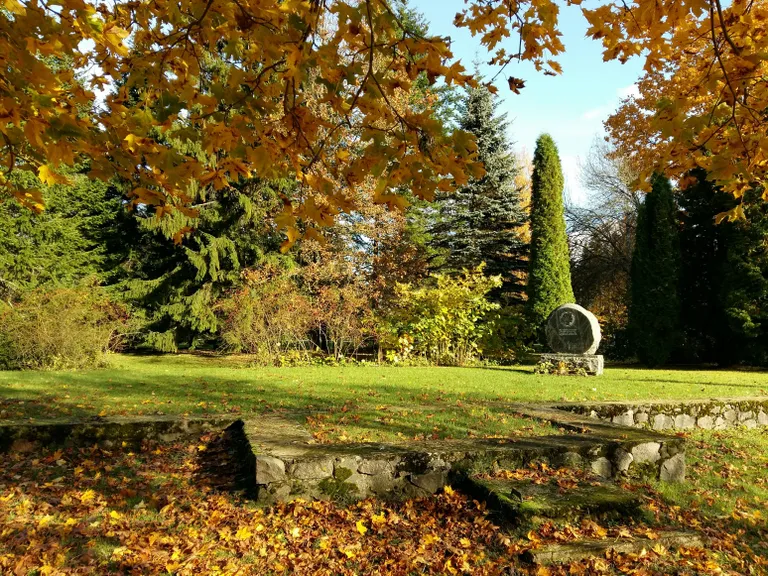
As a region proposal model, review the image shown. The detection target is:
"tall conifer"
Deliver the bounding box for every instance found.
[629,174,680,366]
[432,83,528,305]
[526,134,573,331]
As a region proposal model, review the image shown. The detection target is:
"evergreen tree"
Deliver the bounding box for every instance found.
[119,177,290,351]
[629,174,680,366]
[717,187,768,366]
[526,134,573,331]
[0,169,127,301]
[677,169,732,363]
[432,83,528,305]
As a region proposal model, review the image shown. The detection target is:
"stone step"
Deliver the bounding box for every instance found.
[521,530,705,565]
[460,475,643,525]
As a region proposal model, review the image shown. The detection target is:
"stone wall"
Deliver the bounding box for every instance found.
[557,398,768,431]
[0,415,234,452]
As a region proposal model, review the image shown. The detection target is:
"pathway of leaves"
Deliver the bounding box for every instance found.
[0,433,765,575]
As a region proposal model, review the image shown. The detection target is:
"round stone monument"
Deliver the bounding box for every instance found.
[545,303,601,355]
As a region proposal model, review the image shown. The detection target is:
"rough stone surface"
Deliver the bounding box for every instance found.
[660,454,686,482]
[697,416,714,430]
[555,398,768,433]
[612,411,635,427]
[410,471,448,494]
[652,414,674,431]
[290,458,334,480]
[631,442,661,464]
[674,414,696,430]
[561,452,584,467]
[538,353,604,376]
[738,410,754,422]
[343,473,371,494]
[334,456,362,474]
[614,449,634,473]
[591,457,612,478]
[255,455,287,485]
[358,458,396,476]
[545,303,602,354]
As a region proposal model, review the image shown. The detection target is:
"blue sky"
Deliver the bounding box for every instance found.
[418,0,643,205]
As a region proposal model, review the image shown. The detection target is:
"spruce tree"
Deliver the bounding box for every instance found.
[629,174,680,366]
[526,134,574,331]
[432,84,528,305]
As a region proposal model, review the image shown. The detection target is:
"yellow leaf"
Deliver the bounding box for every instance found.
[38,515,54,528]
[371,512,386,526]
[290,526,300,538]
[38,164,68,186]
[443,485,455,496]
[3,0,25,15]
[109,510,121,520]
[235,526,253,540]
[356,520,368,535]
[80,489,96,503]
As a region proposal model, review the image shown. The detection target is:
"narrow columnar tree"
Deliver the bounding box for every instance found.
[526,134,574,332]
[629,174,680,366]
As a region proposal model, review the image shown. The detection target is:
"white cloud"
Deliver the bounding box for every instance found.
[581,106,611,121]
[617,84,639,99]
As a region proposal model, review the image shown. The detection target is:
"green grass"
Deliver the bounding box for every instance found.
[646,427,768,562]
[1,353,767,442]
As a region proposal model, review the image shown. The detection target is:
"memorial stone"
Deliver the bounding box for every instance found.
[537,303,604,375]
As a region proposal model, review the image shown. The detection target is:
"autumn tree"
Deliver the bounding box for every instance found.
[5,0,766,247]
[526,134,573,333]
[629,174,680,367]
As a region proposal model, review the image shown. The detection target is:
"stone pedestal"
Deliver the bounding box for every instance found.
[538,353,604,376]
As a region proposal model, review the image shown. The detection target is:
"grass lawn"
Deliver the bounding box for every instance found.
[1,353,767,442]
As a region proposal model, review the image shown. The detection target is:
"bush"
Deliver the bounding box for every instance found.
[381,265,502,366]
[217,267,313,364]
[312,284,376,361]
[0,286,128,370]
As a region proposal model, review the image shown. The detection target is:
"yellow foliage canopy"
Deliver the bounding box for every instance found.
[0,0,765,241]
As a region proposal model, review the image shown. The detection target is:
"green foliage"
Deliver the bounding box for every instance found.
[0,171,127,301]
[478,305,532,364]
[717,188,768,366]
[526,134,574,332]
[629,174,680,366]
[381,265,502,366]
[121,179,290,351]
[431,84,528,306]
[0,286,128,370]
[677,170,734,364]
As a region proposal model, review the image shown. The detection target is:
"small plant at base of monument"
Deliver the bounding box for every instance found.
[533,360,588,377]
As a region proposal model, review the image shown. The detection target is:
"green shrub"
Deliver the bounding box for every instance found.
[381,265,502,366]
[0,286,128,370]
[216,267,313,364]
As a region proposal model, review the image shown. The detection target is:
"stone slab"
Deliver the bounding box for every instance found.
[522,530,704,566]
[538,353,604,376]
